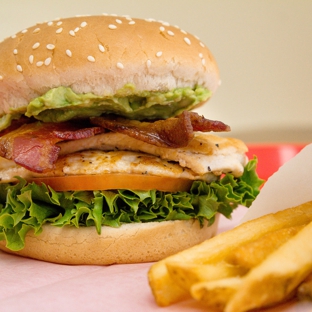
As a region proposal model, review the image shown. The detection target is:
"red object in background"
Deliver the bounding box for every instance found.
[246,144,306,181]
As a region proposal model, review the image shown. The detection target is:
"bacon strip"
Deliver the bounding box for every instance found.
[90,111,230,148]
[189,113,231,132]
[0,112,229,172]
[0,122,103,172]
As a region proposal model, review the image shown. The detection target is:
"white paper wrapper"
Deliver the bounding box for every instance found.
[241,143,312,223]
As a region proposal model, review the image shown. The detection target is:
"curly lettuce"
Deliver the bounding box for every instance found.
[0,157,263,251]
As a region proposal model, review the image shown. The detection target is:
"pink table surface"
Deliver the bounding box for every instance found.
[1,206,311,312]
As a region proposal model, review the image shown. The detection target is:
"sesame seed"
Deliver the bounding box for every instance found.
[159,26,165,32]
[200,42,205,47]
[66,49,72,57]
[47,21,53,26]
[13,49,18,55]
[99,44,105,52]
[201,58,206,65]
[74,27,80,32]
[146,59,151,67]
[81,21,87,27]
[69,30,75,36]
[199,53,203,58]
[181,29,187,35]
[33,28,40,33]
[87,55,95,62]
[116,62,124,69]
[128,21,135,25]
[32,42,40,49]
[11,34,16,39]
[184,37,191,45]
[0,75,3,80]
[167,30,174,36]
[125,17,132,21]
[57,21,63,26]
[56,28,63,34]
[116,19,122,24]
[29,55,34,64]
[162,22,170,26]
[44,57,52,66]
[16,65,23,72]
[36,61,44,67]
[156,51,162,57]
[46,44,55,50]
[21,29,28,34]
[108,24,117,30]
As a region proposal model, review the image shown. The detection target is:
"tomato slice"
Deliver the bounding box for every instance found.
[28,174,194,192]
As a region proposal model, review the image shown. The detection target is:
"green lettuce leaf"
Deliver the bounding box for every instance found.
[0,157,263,251]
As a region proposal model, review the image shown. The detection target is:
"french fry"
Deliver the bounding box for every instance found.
[166,261,246,292]
[225,221,312,312]
[190,277,242,310]
[148,260,190,306]
[297,273,312,301]
[148,201,312,306]
[297,280,312,301]
[226,225,305,269]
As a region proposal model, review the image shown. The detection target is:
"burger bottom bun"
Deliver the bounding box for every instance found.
[0,217,219,265]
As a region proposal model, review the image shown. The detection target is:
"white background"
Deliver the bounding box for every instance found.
[1,0,311,143]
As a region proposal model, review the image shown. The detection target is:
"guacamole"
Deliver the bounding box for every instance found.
[0,84,212,131]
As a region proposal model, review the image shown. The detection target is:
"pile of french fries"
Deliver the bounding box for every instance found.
[148,201,312,311]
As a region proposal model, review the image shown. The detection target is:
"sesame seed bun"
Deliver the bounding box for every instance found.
[0,15,219,116]
[0,218,219,265]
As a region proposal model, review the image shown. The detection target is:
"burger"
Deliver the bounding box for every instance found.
[0,15,263,265]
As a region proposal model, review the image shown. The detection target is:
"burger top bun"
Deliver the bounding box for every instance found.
[0,15,219,115]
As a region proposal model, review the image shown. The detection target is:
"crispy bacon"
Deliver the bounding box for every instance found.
[0,112,229,173]
[90,111,230,148]
[0,122,104,173]
[188,113,231,132]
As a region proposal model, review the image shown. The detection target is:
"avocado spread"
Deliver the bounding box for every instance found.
[0,84,211,131]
